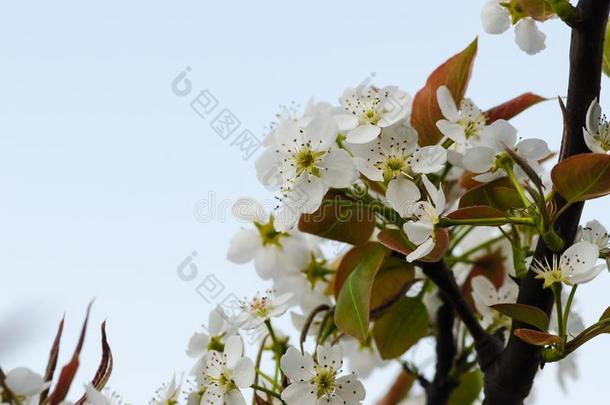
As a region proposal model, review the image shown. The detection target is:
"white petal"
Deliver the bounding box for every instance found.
[333,114,359,132]
[5,368,44,397]
[436,86,460,122]
[306,114,339,149]
[346,124,381,144]
[561,241,600,281]
[437,120,468,144]
[481,119,517,151]
[514,18,546,55]
[278,236,310,272]
[386,177,421,217]
[232,198,267,222]
[201,386,225,405]
[515,138,550,160]
[232,357,255,388]
[481,0,511,34]
[586,98,601,135]
[280,347,316,381]
[421,175,445,214]
[583,129,605,153]
[84,384,111,405]
[570,264,606,284]
[281,382,317,405]
[223,335,244,369]
[319,150,358,188]
[208,306,228,336]
[406,237,435,262]
[411,146,447,174]
[254,246,280,280]
[186,332,209,358]
[463,146,496,174]
[255,147,283,186]
[354,157,384,181]
[335,374,366,402]
[404,219,434,246]
[225,389,247,405]
[316,344,343,371]
[227,229,260,264]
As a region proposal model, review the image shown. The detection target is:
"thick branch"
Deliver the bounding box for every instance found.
[424,293,457,405]
[421,261,503,370]
[482,1,610,403]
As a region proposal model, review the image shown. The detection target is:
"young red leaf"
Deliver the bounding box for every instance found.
[299,191,376,245]
[490,303,550,331]
[40,317,65,404]
[74,322,113,405]
[551,153,610,203]
[513,329,563,346]
[485,93,546,123]
[411,38,478,146]
[377,228,448,263]
[446,206,508,221]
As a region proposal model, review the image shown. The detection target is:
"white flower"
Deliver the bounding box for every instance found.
[436,85,487,148]
[227,198,310,280]
[255,115,359,231]
[462,119,549,182]
[199,335,255,405]
[187,306,234,377]
[280,345,365,405]
[471,275,518,328]
[481,0,511,34]
[338,86,411,144]
[2,367,46,405]
[400,176,446,262]
[235,289,292,330]
[348,119,447,183]
[577,219,610,252]
[150,376,181,405]
[532,241,604,288]
[514,18,546,55]
[341,337,387,379]
[583,99,610,153]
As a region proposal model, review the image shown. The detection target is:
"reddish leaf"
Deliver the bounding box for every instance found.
[48,302,93,405]
[514,329,563,346]
[411,39,478,146]
[375,370,416,405]
[370,254,417,318]
[377,228,449,263]
[40,317,65,404]
[447,206,508,221]
[485,92,546,123]
[299,191,375,245]
[75,322,113,405]
[459,177,525,211]
[551,153,610,203]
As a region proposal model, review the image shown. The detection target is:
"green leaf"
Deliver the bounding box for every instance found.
[334,242,387,342]
[513,329,563,346]
[551,153,610,203]
[370,254,417,318]
[299,190,376,245]
[490,303,550,331]
[373,297,428,359]
[448,370,483,405]
[485,93,546,123]
[459,177,525,211]
[411,38,477,146]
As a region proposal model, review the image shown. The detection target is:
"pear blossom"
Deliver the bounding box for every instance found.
[227,198,310,280]
[462,119,549,182]
[471,275,518,328]
[400,176,446,262]
[338,86,411,144]
[532,241,604,288]
[436,85,487,149]
[255,115,359,231]
[583,99,610,153]
[235,289,292,330]
[187,306,234,377]
[348,119,447,183]
[280,345,365,405]
[481,1,546,55]
[199,335,255,405]
[577,219,610,269]
[1,367,46,405]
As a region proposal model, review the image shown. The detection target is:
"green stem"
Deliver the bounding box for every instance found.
[547,0,582,26]
[552,284,564,342]
[265,320,283,383]
[255,368,281,390]
[562,285,578,339]
[251,384,285,402]
[504,164,532,209]
[438,216,534,227]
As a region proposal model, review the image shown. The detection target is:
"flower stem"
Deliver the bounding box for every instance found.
[552,284,564,343]
[562,285,578,339]
[251,384,285,402]
[265,320,283,383]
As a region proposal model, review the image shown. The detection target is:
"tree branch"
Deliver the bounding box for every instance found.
[482,1,610,403]
[421,261,504,370]
[424,292,458,405]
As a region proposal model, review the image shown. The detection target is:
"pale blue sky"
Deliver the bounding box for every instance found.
[0,1,608,403]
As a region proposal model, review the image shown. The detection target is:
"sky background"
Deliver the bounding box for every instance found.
[1,1,608,403]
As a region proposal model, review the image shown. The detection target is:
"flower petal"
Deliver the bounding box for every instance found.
[481,0,511,34]
[463,146,496,174]
[346,124,381,144]
[386,177,421,217]
[436,86,460,122]
[406,237,435,262]
[319,150,358,188]
[316,344,343,371]
[514,18,546,55]
[232,357,255,388]
[227,229,260,264]
[232,198,267,222]
[280,347,316,381]
[411,146,447,174]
